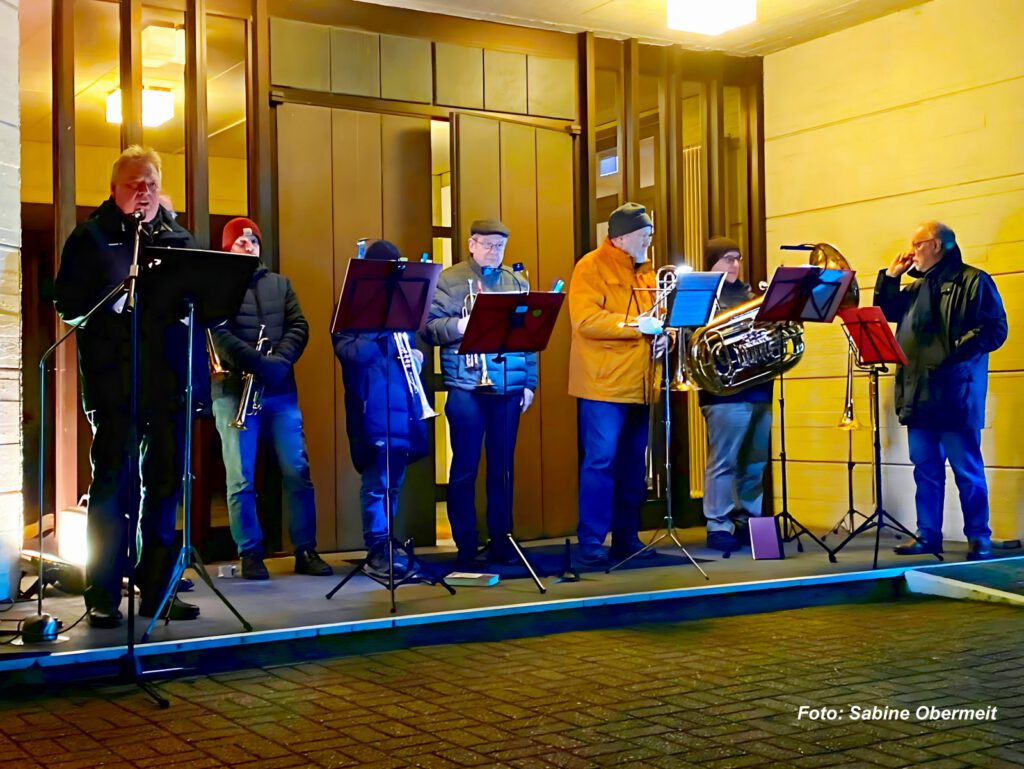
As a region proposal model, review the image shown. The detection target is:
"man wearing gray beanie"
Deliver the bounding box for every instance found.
[568,202,666,565]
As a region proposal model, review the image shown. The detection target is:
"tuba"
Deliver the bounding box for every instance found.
[687,244,856,396]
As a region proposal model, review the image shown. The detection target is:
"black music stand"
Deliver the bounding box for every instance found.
[457,291,566,595]
[827,307,937,568]
[138,246,258,642]
[756,265,856,555]
[609,271,723,577]
[326,258,454,613]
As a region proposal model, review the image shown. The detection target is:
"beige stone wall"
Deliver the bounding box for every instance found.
[0,0,20,599]
[763,0,1024,541]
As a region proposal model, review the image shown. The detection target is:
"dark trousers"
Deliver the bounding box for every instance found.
[444,388,521,554]
[84,404,185,611]
[577,398,649,548]
[359,446,409,549]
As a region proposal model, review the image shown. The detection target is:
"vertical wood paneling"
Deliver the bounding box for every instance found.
[535,128,578,537]
[331,109,382,549]
[269,18,330,92]
[452,114,500,253]
[330,28,380,98]
[434,43,483,110]
[484,50,527,115]
[276,104,337,548]
[499,121,543,538]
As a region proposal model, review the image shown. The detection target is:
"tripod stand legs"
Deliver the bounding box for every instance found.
[607,526,709,579]
[326,539,456,612]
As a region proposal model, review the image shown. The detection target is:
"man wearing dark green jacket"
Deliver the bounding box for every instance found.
[875,221,1007,561]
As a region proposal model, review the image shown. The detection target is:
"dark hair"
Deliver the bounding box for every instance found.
[364,239,402,261]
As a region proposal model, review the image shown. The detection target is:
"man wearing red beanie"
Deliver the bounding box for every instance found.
[209,217,333,579]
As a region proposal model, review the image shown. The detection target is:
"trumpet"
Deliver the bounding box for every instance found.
[395,332,437,420]
[461,279,493,386]
[231,324,271,430]
[207,328,228,381]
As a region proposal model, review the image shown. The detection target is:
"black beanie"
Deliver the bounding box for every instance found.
[705,236,741,270]
[608,203,653,239]
[365,239,402,261]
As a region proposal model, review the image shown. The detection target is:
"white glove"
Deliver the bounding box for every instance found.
[637,315,664,336]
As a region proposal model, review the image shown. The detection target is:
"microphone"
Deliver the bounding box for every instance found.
[501,264,529,293]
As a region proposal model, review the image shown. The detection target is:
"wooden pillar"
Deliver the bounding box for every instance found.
[248,0,276,264]
[575,32,596,255]
[119,0,143,148]
[622,38,640,202]
[185,0,210,247]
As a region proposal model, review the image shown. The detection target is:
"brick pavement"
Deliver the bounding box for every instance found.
[1,596,1022,768]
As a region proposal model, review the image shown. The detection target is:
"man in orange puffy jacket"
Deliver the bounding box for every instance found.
[568,203,668,565]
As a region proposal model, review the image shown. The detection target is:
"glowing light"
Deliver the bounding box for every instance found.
[106,87,175,128]
[667,0,756,36]
[142,25,186,68]
[56,507,88,567]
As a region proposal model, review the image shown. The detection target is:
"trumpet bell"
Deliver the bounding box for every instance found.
[837,414,861,431]
[809,243,859,310]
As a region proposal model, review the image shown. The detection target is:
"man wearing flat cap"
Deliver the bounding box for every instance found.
[568,203,667,565]
[425,219,537,565]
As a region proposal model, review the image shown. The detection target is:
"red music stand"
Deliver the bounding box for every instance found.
[827,307,939,568]
[458,291,565,594]
[326,258,453,612]
[758,265,856,556]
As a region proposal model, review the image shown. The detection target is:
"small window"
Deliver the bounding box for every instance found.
[598,152,618,177]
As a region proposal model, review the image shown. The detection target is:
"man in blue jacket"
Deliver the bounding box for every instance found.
[210,218,332,580]
[425,220,537,565]
[333,240,430,578]
[875,221,1007,561]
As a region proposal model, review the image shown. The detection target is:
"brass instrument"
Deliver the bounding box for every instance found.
[395,332,438,420]
[207,328,228,381]
[461,278,493,387]
[231,324,271,430]
[643,265,681,493]
[686,244,856,396]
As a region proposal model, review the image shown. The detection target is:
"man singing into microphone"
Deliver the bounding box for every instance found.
[54,146,203,628]
[424,219,537,565]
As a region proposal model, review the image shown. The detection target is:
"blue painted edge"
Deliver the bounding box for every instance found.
[0,563,920,673]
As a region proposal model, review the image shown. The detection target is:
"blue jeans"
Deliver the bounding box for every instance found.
[701,402,772,533]
[577,399,648,548]
[444,388,521,553]
[907,427,991,542]
[359,446,408,549]
[213,391,317,555]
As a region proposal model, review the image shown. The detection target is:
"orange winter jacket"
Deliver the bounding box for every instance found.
[568,238,657,404]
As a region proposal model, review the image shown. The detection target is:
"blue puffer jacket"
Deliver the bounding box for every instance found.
[423,259,538,393]
[210,266,308,399]
[333,331,430,474]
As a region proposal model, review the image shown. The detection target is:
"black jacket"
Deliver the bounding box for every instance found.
[874,247,1007,429]
[332,331,429,474]
[53,198,203,413]
[210,266,309,399]
[698,280,775,407]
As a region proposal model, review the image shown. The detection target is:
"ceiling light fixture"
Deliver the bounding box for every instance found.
[142,24,186,68]
[666,0,756,36]
[105,87,176,128]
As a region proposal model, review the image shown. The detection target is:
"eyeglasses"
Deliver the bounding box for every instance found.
[912,238,936,250]
[471,238,506,252]
[720,254,743,263]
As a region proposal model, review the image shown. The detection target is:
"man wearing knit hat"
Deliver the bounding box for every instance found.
[699,237,773,554]
[568,202,667,565]
[209,217,333,580]
[425,219,538,566]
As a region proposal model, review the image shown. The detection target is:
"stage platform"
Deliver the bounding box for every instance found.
[2,527,1020,687]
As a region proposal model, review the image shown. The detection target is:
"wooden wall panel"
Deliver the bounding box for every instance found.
[499,122,543,538]
[484,50,527,115]
[535,128,578,537]
[276,103,337,548]
[381,114,436,546]
[527,56,577,120]
[269,18,330,92]
[330,109,383,550]
[380,34,433,104]
[434,43,483,110]
[453,114,501,249]
[764,0,1024,542]
[330,28,380,98]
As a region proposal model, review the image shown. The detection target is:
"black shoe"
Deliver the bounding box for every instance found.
[487,540,520,565]
[894,539,943,556]
[707,530,739,553]
[577,544,608,566]
[87,606,123,629]
[366,545,409,578]
[733,523,750,547]
[295,548,334,576]
[139,596,200,621]
[609,537,658,561]
[455,547,479,567]
[967,537,994,561]
[240,553,270,580]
